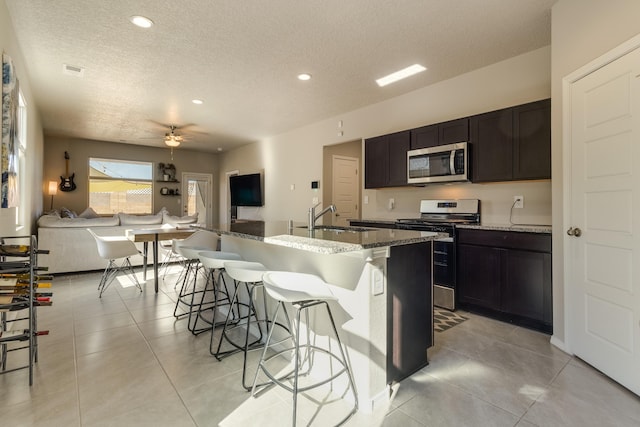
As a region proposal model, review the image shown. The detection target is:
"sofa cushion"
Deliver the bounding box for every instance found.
[37,215,120,228]
[78,207,100,219]
[118,211,163,225]
[162,211,198,226]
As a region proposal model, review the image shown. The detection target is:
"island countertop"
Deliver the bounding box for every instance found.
[195,220,443,254]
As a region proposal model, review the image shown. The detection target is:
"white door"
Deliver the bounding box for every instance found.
[332,155,359,227]
[182,173,212,227]
[567,46,640,395]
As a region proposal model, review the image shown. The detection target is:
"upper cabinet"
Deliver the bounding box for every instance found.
[364,99,550,189]
[364,130,410,188]
[410,118,469,149]
[470,108,513,182]
[512,99,552,180]
[471,99,551,183]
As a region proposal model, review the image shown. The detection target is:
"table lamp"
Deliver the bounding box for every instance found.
[48,181,58,210]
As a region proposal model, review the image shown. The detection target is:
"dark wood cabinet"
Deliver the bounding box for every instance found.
[364,99,549,188]
[388,131,410,186]
[364,130,409,188]
[513,99,551,180]
[470,108,513,182]
[387,241,433,383]
[457,228,552,333]
[364,135,388,188]
[410,118,469,149]
[410,124,438,149]
[470,99,550,183]
[503,249,552,325]
[457,243,503,311]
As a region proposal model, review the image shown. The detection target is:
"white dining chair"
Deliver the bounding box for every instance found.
[87,229,143,297]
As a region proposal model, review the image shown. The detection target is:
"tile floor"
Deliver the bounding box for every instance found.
[1,268,640,426]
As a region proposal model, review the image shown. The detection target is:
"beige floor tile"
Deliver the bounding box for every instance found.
[136,315,190,340]
[3,272,640,427]
[179,369,282,426]
[128,301,182,324]
[520,359,640,426]
[0,388,81,427]
[82,392,195,427]
[395,375,520,427]
[72,311,137,336]
[74,324,144,356]
[435,358,548,417]
[503,326,571,362]
[475,340,569,386]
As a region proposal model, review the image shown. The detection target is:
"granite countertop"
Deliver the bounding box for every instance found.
[456,223,552,234]
[195,221,444,254]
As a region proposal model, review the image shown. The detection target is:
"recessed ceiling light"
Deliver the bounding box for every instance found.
[62,64,85,77]
[192,99,203,105]
[217,147,223,152]
[130,15,153,28]
[376,64,427,87]
[297,73,312,81]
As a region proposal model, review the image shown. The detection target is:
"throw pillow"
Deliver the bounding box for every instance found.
[60,207,77,218]
[118,210,163,225]
[162,211,198,225]
[78,207,100,219]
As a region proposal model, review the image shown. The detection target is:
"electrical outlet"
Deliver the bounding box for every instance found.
[513,195,524,209]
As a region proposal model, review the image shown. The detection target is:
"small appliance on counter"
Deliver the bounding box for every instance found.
[396,199,480,310]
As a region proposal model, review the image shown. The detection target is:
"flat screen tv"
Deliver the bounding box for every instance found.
[230,173,263,207]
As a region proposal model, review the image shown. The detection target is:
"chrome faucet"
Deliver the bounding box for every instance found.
[308,203,337,229]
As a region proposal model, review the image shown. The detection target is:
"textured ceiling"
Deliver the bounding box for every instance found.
[5,0,555,153]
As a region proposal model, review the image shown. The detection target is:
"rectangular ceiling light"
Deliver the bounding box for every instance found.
[376,64,427,87]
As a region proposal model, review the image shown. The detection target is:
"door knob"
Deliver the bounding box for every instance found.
[567,227,582,237]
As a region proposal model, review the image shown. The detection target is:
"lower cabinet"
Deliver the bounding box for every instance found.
[457,229,552,333]
[387,241,433,383]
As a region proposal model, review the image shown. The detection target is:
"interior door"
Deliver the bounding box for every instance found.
[182,173,212,227]
[332,155,359,227]
[568,46,640,395]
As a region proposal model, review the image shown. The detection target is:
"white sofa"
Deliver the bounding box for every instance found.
[37,209,198,274]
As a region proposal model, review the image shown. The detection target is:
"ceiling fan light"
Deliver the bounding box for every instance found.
[164,136,181,147]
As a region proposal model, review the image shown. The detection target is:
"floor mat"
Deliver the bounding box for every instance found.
[434,308,468,332]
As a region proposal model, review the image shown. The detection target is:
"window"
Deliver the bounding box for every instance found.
[88,158,153,214]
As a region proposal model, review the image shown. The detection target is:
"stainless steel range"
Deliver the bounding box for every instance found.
[396,199,480,311]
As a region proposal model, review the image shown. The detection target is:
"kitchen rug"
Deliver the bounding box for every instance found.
[434,308,468,332]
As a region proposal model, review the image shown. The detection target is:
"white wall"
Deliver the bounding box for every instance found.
[551,0,640,346]
[219,46,551,225]
[0,3,44,236]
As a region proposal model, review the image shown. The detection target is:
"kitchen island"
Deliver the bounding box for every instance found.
[197,221,442,411]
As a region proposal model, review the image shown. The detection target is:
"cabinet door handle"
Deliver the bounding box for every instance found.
[567,227,582,237]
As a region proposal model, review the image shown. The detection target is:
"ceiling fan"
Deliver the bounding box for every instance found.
[164,125,184,147]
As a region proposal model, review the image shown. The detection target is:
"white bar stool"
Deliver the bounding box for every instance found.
[214,260,288,390]
[252,271,358,426]
[196,250,243,335]
[173,244,217,333]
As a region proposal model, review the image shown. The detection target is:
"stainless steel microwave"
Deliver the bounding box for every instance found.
[407,142,469,184]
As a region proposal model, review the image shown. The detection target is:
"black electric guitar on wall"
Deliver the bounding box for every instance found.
[59,151,76,192]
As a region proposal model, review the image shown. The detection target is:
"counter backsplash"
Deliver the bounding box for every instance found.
[361,180,552,227]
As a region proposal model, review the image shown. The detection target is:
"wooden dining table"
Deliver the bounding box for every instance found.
[126,227,195,293]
